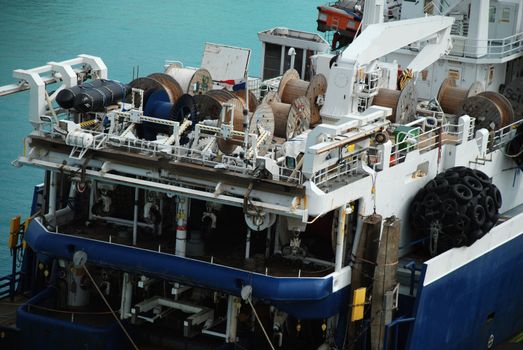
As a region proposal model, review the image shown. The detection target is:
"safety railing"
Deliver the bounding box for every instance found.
[383,317,416,350]
[488,119,523,152]
[389,125,441,165]
[404,32,523,60]
[311,148,366,187]
[450,32,523,59]
[389,118,475,167]
[0,271,20,300]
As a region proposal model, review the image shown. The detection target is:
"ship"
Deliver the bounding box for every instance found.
[1,0,523,349]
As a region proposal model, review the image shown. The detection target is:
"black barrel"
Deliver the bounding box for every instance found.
[73,80,130,112]
[56,80,106,109]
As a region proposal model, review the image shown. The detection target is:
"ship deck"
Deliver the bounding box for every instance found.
[60,221,334,278]
[0,294,27,328]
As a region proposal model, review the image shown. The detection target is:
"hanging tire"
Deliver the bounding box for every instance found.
[452,184,473,203]
[442,198,458,215]
[471,169,491,185]
[489,186,503,209]
[463,176,483,194]
[482,195,497,220]
[443,171,460,184]
[423,192,441,208]
[409,167,501,255]
[468,204,486,227]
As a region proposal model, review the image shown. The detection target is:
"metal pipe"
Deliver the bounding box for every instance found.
[120,272,132,320]
[335,205,347,272]
[88,181,95,221]
[288,47,296,71]
[176,196,188,257]
[265,226,271,258]
[225,295,239,343]
[48,171,57,217]
[159,196,164,236]
[133,187,139,246]
[279,46,286,75]
[245,228,251,259]
[91,214,154,229]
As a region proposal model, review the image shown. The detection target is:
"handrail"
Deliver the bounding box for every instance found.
[0,271,21,300]
[449,32,523,59]
[405,31,523,60]
[383,317,416,350]
[488,119,523,152]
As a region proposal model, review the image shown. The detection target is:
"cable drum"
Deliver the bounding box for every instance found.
[270,97,310,139]
[194,90,245,154]
[146,73,183,102]
[372,80,417,124]
[261,91,280,105]
[409,167,501,256]
[233,89,259,113]
[130,74,194,140]
[437,78,484,115]
[194,90,241,121]
[164,65,212,96]
[502,77,523,119]
[460,91,514,131]
[128,74,183,109]
[277,69,327,126]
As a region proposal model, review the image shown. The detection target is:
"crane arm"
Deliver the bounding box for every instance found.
[321,16,454,122]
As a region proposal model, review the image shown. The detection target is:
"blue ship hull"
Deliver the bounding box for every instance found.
[23,220,348,320]
[405,216,523,349]
[6,215,522,349]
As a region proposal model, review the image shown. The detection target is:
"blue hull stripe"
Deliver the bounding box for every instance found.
[25,220,348,319]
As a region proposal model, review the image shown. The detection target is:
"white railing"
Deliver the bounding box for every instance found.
[489,119,523,152]
[450,32,523,59]
[309,117,477,187]
[404,32,523,60]
[311,148,367,187]
[312,154,361,187]
[389,118,475,166]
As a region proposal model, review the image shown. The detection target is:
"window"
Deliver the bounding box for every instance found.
[489,6,496,23]
[501,8,511,23]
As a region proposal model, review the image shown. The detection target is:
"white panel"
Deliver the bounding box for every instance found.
[201,43,251,81]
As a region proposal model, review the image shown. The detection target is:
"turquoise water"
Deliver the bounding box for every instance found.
[0,0,319,275]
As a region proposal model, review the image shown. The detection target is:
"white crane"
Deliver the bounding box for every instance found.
[321,15,454,123]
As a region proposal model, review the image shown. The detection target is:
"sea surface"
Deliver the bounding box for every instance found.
[0,0,319,276]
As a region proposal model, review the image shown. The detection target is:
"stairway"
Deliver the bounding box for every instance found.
[424,0,464,16]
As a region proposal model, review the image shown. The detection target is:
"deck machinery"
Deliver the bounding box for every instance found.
[2,1,523,350]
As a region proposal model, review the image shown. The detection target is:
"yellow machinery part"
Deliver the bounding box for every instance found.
[8,215,21,249]
[351,287,367,322]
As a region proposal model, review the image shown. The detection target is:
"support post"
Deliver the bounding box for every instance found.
[88,181,95,221]
[245,228,252,259]
[226,295,240,343]
[176,196,189,257]
[132,188,139,246]
[467,0,489,58]
[265,226,272,258]
[335,204,347,272]
[349,213,382,340]
[48,171,57,217]
[370,216,400,350]
[120,273,132,320]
